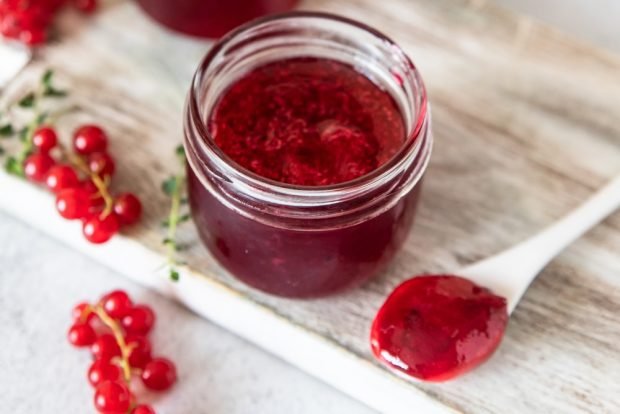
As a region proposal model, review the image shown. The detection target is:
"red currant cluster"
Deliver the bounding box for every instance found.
[0,0,97,45]
[68,290,177,414]
[23,124,142,244]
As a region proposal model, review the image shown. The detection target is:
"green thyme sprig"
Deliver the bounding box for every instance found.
[161,145,190,281]
[0,117,13,157]
[0,69,68,176]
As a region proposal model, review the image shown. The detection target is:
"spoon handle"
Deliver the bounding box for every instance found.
[460,175,620,313]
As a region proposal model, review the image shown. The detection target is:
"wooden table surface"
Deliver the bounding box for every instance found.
[1,0,619,413]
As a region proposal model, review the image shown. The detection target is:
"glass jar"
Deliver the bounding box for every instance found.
[136,0,299,38]
[184,12,433,298]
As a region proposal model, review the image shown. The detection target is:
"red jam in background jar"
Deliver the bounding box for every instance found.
[371,275,509,381]
[137,0,299,38]
[184,13,433,297]
[210,57,405,186]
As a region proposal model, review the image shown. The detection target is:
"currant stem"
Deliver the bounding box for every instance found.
[76,156,114,217]
[166,174,183,268]
[163,151,187,282]
[86,305,134,383]
[60,146,115,217]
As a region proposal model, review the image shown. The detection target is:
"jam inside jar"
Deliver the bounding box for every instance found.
[137,0,299,38]
[184,13,432,298]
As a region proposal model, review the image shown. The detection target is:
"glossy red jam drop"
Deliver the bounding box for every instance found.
[210,57,404,186]
[371,275,508,382]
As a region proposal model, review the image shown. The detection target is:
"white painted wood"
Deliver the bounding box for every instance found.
[495,0,620,53]
[0,213,375,414]
[0,168,452,414]
[461,175,620,313]
[0,41,30,87]
[1,0,620,413]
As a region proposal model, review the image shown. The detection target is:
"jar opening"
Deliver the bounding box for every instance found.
[185,12,431,211]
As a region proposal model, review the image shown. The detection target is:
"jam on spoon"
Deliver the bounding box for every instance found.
[371,275,508,382]
[372,175,620,381]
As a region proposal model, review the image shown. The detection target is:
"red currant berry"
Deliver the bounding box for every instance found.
[125,335,152,369]
[132,405,156,414]
[121,305,154,336]
[72,0,97,13]
[72,302,95,323]
[91,333,121,361]
[24,152,55,183]
[56,187,91,220]
[32,126,58,152]
[141,358,177,391]
[68,323,97,347]
[80,179,105,210]
[87,151,115,177]
[94,381,132,414]
[113,193,142,226]
[88,360,122,387]
[73,125,107,155]
[81,178,98,193]
[46,164,79,193]
[19,27,46,45]
[100,290,132,319]
[83,213,119,244]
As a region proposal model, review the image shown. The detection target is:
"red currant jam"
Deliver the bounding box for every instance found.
[136,0,298,38]
[185,13,433,298]
[189,172,422,296]
[371,275,509,381]
[210,57,405,186]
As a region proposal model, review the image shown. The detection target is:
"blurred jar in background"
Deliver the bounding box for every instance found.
[136,0,300,38]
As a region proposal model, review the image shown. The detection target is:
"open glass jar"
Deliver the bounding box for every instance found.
[136,0,299,38]
[184,13,432,298]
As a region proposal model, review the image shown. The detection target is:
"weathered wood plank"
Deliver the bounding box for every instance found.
[1,0,619,412]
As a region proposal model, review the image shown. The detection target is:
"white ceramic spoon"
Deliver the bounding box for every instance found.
[459,175,620,313]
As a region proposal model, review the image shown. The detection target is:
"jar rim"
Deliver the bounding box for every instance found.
[187,11,430,203]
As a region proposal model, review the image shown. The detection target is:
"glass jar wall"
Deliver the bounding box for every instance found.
[184,13,433,297]
[137,0,299,38]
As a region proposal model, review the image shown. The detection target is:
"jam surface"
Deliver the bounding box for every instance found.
[209,57,405,186]
[371,275,508,381]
